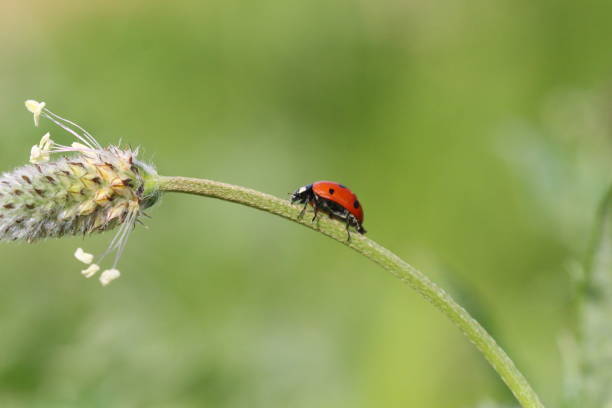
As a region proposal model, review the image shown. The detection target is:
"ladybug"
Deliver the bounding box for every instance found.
[290,181,366,239]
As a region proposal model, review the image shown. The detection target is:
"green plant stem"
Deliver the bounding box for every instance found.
[158,175,544,408]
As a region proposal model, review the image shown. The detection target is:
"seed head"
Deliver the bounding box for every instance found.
[0,100,161,285]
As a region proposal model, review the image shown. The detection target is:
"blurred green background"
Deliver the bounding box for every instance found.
[1,0,611,406]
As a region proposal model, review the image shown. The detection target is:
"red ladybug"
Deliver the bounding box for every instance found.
[290,181,366,238]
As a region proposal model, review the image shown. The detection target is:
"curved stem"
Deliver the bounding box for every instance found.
[157,175,545,408]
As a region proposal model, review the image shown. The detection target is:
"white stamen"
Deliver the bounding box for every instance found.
[100,269,121,286]
[44,109,102,149]
[29,132,53,164]
[25,100,46,127]
[29,145,45,164]
[40,132,51,147]
[71,142,98,159]
[74,247,94,264]
[71,142,90,150]
[81,264,100,278]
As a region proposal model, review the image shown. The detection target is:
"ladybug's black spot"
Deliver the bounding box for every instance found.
[339,184,346,189]
[353,200,360,209]
[329,188,335,195]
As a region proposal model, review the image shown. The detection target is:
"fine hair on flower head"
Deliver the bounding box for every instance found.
[0,100,161,286]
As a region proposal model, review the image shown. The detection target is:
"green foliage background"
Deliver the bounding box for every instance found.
[1,1,611,406]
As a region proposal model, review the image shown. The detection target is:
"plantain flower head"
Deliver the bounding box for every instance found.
[0,100,161,285]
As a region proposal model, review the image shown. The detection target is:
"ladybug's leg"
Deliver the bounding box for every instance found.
[298,202,308,219]
[311,205,319,222]
[343,210,353,242]
[310,197,321,222]
[345,220,352,242]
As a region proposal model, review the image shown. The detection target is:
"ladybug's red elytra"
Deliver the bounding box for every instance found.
[290,181,366,239]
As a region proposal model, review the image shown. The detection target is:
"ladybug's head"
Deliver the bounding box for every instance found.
[290,184,313,204]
